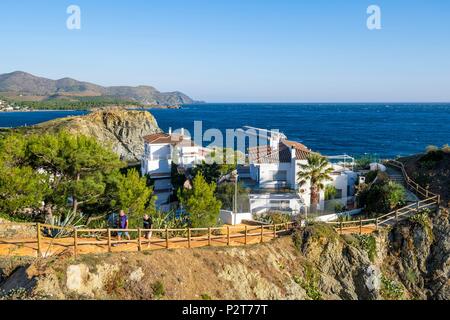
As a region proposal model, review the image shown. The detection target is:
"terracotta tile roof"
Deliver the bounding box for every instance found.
[143,133,198,147]
[281,139,311,160]
[248,139,311,164]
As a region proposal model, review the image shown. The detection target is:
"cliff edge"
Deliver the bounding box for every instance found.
[28,108,162,162]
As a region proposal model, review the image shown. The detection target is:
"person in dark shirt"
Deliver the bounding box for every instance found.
[143,214,153,247]
[117,210,130,242]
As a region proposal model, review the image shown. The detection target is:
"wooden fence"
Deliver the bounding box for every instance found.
[11,222,296,258]
[325,159,440,234]
[0,160,442,257]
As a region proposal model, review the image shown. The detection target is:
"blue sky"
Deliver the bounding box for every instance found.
[0,0,449,102]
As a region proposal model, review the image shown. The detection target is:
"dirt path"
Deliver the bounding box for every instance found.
[338,224,378,235]
[0,232,280,258]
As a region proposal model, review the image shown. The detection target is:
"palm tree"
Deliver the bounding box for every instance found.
[297,153,334,212]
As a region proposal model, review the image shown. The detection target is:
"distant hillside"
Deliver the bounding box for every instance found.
[0,71,196,106]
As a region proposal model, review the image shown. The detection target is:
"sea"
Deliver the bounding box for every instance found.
[1,103,449,158]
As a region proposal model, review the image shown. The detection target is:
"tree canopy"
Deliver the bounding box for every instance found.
[0,131,156,226]
[178,173,222,228]
[297,153,334,212]
[357,172,407,216]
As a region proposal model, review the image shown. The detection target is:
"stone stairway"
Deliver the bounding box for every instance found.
[385,166,419,202]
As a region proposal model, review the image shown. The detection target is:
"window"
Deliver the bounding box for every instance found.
[270,170,287,181]
[270,200,290,209]
[335,188,343,199]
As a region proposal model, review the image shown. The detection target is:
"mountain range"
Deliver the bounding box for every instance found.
[0,71,197,105]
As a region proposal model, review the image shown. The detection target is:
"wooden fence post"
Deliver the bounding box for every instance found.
[208,227,212,246]
[165,228,169,249]
[260,225,264,243]
[138,228,142,252]
[375,218,379,231]
[273,225,277,239]
[395,210,399,222]
[227,226,230,246]
[244,226,248,245]
[73,228,78,258]
[37,223,42,258]
[107,228,111,253]
[188,228,191,248]
[359,216,363,235]
[340,222,343,235]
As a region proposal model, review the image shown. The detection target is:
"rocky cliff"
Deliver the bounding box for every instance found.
[1,208,448,300]
[29,108,162,161]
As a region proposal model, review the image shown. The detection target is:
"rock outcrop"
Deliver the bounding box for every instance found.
[31,108,162,161]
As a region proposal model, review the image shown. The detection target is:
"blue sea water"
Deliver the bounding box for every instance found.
[1,104,449,158]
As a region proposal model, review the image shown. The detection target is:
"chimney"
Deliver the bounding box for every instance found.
[291,146,296,160]
[168,127,172,135]
[181,128,185,136]
[269,132,280,150]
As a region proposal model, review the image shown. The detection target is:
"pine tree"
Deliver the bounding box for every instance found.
[178,173,222,228]
[108,168,157,226]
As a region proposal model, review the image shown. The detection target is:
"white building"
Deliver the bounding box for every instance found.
[249,193,304,215]
[141,129,209,209]
[248,132,357,212]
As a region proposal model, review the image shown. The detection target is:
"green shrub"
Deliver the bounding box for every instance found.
[409,210,433,241]
[300,265,322,300]
[151,280,165,299]
[258,211,291,224]
[355,154,379,170]
[306,223,340,242]
[292,274,302,285]
[365,170,379,184]
[420,149,444,163]
[201,293,212,300]
[406,269,418,285]
[356,234,377,262]
[357,179,406,216]
[380,275,404,300]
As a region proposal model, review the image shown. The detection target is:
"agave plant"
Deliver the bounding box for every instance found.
[150,210,189,237]
[44,210,86,238]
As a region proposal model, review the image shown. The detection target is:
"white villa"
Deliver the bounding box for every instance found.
[141,129,210,208]
[140,127,358,216]
[247,131,358,213]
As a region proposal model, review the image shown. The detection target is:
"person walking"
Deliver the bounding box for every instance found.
[117,210,131,242]
[143,214,153,248]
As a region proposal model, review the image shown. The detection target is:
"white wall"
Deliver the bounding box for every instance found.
[148,144,171,160]
[258,163,292,188]
[249,195,303,215]
[142,143,173,175]
[143,159,172,175]
[296,165,350,210]
[220,210,253,225]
